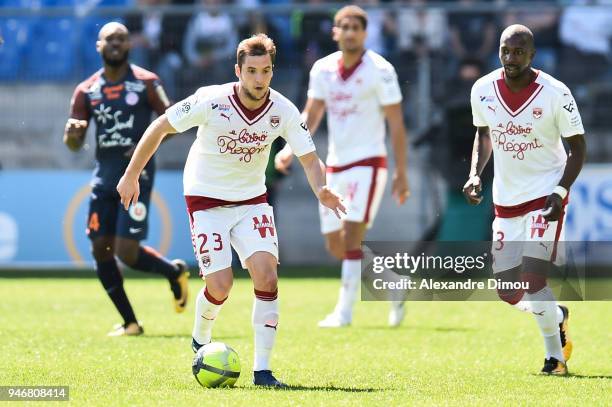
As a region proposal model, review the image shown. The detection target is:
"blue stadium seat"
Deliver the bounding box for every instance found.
[96,0,129,5]
[39,0,75,6]
[0,18,29,80]
[24,18,75,81]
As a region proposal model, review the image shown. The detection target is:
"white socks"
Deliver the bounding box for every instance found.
[334,257,361,320]
[192,287,225,345]
[527,286,564,362]
[252,289,279,371]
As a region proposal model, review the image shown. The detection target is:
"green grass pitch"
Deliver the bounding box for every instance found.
[0,271,610,406]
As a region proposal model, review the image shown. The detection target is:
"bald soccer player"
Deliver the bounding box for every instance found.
[464,24,586,375]
[64,22,189,336]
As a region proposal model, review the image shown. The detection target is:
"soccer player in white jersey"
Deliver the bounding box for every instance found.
[116,34,345,387]
[464,25,586,375]
[275,5,410,328]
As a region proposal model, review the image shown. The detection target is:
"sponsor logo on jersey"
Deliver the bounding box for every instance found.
[530,214,550,238]
[217,129,269,162]
[532,107,543,119]
[270,115,280,128]
[563,100,575,113]
[124,80,146,93]
[491,121,543,160]
[480,95,495,102]
[129,202,147,222]
[218,104,231,112]
[220,112,232,122]
[253,215,275,238]
[300,122,308,132]
[103,84,124,100]
[488,105,497,114]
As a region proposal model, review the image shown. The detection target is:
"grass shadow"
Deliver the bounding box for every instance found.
[356,325,476,333]
[241,384,384,392]
[530,373,612,380]
[139,334,245,340]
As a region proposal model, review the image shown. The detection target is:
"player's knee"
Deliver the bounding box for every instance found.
[205,276,233,299]
[115,244,139,266]
[91,239,114,262]
[521,271,547,294]
[325,239,344,260]
[256,272,278,292]
[494,268,524,304]
[496,287,525,305]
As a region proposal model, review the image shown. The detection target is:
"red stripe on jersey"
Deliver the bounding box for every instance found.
[494,70,543,117]
[327,156,387,173]
[364,166,379,224]
[229,84,273,124]
[551,208,565,263]
[494,194,569,218]
[185,193,268,214]
[338,54,364,81]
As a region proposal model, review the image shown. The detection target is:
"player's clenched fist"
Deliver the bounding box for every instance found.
[274,147,293,175]
[318,186,346,219]
[116,174,140,210]
[392,172,411,205]
[63,118,88,151]
[462,175,483,205]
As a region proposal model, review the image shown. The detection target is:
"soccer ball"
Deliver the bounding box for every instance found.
[192,342,241,388]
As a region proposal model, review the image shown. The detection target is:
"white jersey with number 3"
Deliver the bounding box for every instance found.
[166,83,315,201]
[308,50,402,167]
[471,69,585,207]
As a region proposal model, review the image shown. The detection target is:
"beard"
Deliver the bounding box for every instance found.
[243,86,266,102]
[102,49,129,67]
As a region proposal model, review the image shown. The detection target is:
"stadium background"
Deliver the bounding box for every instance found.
[1,0,611,269]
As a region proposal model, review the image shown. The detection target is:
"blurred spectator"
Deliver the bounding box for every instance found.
[391,0,448,124]
[558,0,612,86]
[432,58,494,240]
[448,0,496,71]
[237,11,279,44]
[502,1,559,75]
[181,0,238,92]
[291,0,335,107]
[124,0,167,68]
[355,0,386,56]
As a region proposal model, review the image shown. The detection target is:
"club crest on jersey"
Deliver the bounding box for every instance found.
[532,107,543,119]
[270,115,280,128]
[125,92,139,106]
[200,254,211,269]
[129,202,147,222]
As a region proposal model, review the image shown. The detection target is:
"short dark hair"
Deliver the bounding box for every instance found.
[334,5,368,30]
[236,33,276,68]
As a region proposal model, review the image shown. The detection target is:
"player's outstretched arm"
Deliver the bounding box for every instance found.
[117,114,177,210]
[463,126,492,205]
[542,133,586,221]
[383,103,410,205]
[275,98,326,174]
[297,151,346,219]
[63,118,88,152]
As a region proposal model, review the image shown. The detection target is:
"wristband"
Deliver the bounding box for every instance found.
[552,185,568,200]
